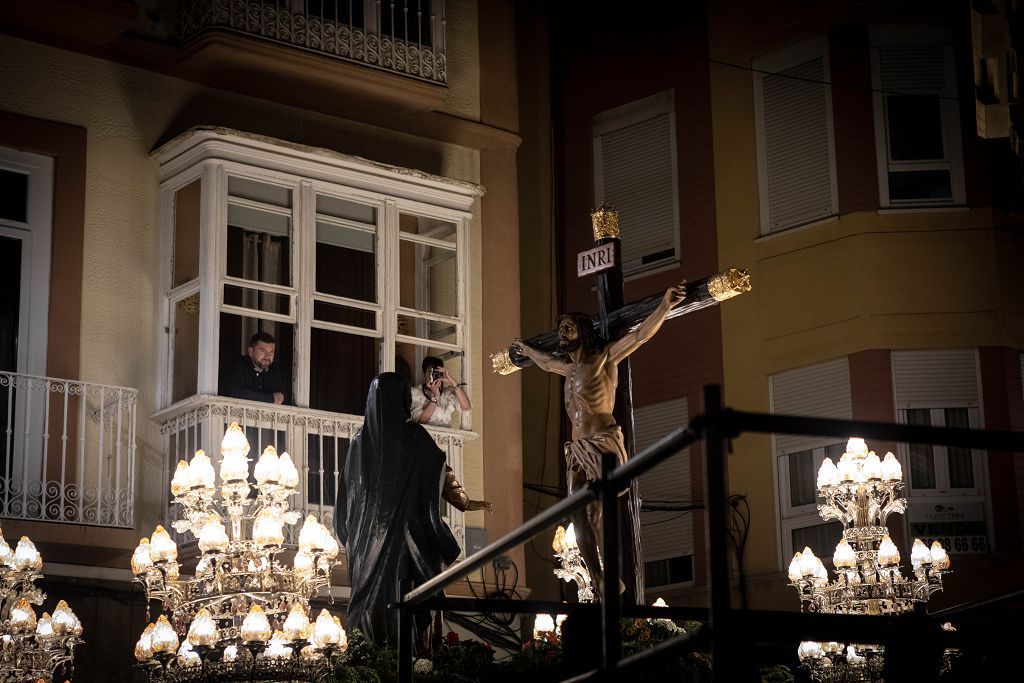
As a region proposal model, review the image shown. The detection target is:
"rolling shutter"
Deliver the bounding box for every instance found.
[893,349,979,407]
[758,55,836,232]
[636,397,692,562]
[770,357,851,455]
[594,92,678,274]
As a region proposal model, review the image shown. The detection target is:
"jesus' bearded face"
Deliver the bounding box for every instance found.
[557,318,580,354]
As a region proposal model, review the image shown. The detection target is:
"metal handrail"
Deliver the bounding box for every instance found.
[394,385,1024,681]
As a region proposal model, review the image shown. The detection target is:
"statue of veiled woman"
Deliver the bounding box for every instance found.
[335,372,489,647]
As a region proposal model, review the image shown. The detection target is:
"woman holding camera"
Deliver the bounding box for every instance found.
[410,356,472,428]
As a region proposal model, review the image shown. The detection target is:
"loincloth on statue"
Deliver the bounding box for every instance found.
[564,425,628,491]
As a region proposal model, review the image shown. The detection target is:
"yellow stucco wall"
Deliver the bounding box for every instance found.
[709,6,1024,604]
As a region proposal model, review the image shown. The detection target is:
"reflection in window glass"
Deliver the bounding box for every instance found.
[906,409,936,489]
[399,240,457,317]
[316,196,376,302]
[944,408,974,489]
[792,521,843,562]
[0,169,28,223]
[172,294,201,403]
[173,180,202,288]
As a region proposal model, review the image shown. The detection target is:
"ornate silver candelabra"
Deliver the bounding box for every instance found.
[0,528,83,682]
[552,524,595,603]
[789,438,952,682]
[131,422,346,681]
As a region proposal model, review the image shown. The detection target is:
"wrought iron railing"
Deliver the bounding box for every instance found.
[0,372,137,528]
[177,0,447,84]
[152,394,471,551]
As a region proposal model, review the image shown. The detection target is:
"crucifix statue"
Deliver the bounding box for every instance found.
[495,205,751,604]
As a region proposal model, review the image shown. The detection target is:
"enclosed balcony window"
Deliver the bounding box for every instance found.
[155,128,480,421]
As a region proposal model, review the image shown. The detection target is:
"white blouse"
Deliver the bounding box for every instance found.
[409,384,469,427]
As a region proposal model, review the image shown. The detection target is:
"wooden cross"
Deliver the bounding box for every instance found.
[493,204,750,604]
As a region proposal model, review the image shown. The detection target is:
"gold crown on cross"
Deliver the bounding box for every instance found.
[590,203,620,240]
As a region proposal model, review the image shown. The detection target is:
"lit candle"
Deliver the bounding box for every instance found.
[846,438,868,457]
[241,605,272,643]
[177,639,201,667]
[150,525,178,563]
[797,641,823,661]
[862,452,882,480]
[35,612,54,643]
[150,615,179,655]
[798,547,819,578]
[254,446,281,484]
[253,511,284,549]
[221,422,250,456]
[52,600,79,636]
[283,603,311,642]
[10,598,37,633]
[910,539,931,568]
[533,613,555,640]
[219,448,249,484]
[279,452,300,488]
[188,450,216,489]
[131,538,153,575]
[298,514,321,553]
[14,536,42,571]
[816,458,839,488]
[877,536,901,567]
[788,552,803,582]
[135,623,155,662]
[881,452,903,481]
[170,460,190,497]
[833,538,856,569]
[930,541,950,570]
[187,608,218,648]
[198,516,229,554]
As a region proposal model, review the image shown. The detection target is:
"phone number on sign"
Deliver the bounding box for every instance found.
[920,536,987,553]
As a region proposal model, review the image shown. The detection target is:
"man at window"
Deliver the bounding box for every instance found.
[225,332,287,405]
[410,357,470,427]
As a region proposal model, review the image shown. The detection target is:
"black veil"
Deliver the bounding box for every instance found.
[335,372,461,646]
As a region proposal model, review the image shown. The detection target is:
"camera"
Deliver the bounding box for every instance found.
[431,368,444,381]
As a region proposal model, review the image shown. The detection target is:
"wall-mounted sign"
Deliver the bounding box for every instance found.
[908,500,987,553]
[577,242,616,277]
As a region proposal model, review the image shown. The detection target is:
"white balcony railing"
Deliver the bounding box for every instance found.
[152,395,471,554]
[0,372,137,528]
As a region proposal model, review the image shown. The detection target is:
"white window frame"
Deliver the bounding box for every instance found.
[154,130,480,420]
[753,34,839,235]
[0,146,54,484]
[0,146,53,378]
[897,406,984,496]
[870,25,966,207]
[777,442,847,562]
[592,90,681,276]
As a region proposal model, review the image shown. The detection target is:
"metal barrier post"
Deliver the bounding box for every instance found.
[703,385,736,680]
[600,448,621,672]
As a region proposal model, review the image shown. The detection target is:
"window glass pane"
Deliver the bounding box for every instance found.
[315,196,376,302]
[399,239,457,317]
[226,177,292,286]
[906,408,936,489]
[173,180,201,287]
[0,168,28,223]
[398,312,457,345]
[945,408,974,488]
[787,449,817,508]
[313,301,376,331]
[886,95,944,161]
[399,212,457,244]
[887,170,952,201]
[224,284,290,317]
[0,235,21,374]
[792,521,843,563]
[309,327,379,415]
[217,312,293,403]
[172,294,200,403]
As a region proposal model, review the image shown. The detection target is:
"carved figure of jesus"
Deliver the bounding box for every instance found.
[513,282,686,597]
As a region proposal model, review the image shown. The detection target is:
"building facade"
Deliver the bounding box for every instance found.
[0,0,524,678]
[519,0,1024,619]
